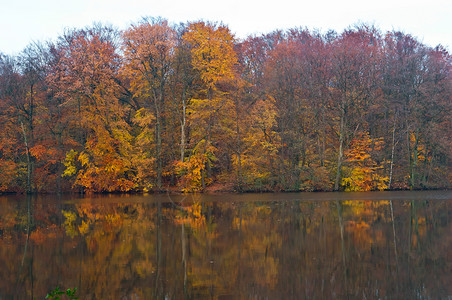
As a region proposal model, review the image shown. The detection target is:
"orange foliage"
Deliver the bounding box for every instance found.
[0,160,16,192]
[0,22,450,193]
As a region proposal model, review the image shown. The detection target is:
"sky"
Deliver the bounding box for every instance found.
[0,0,451,55]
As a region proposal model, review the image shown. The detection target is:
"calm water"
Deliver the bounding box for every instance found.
[0,191,451,299]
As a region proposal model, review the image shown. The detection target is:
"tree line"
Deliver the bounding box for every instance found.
[0,18,450,193]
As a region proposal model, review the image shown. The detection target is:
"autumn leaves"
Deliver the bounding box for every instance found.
[121,20,239,192]
[0,20,450,193]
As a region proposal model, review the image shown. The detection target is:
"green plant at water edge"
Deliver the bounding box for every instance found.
[45,286,78,300]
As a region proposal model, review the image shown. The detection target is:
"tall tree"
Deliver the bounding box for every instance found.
[179,21,238,191]
[0,54,22,191]
[53,25,134,192]
[382,32,451,189]
[330,26,382,191]
[122,18,176,190]
[264,31,306,189]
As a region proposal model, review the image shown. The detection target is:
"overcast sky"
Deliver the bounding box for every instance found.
[1,0,451,55]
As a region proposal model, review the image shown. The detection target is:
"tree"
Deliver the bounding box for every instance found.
[381,32,452,189]
[53,25,134,192]
[180,21,238,190]
[264,31,307,189]
[330,25,382,191]
[122,18,176,190]
[341,132,388,191]
[0,53,35,192]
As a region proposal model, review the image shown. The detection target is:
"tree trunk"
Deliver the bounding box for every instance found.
[410,128,419,189]
[20,120,32,193]
[321,112,326,167]
[154,92,163,190]
[405,119,412,189]
[180,89,187,162]
[388,111,398,190]
[155,118,162,190]
[334,110,345,191]
[235,90,243,191]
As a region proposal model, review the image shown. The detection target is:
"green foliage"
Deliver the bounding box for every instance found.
[45,286,78,300]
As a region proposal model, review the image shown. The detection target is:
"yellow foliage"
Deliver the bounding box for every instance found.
[66,125,136,192]
[176,139,216,192]
[133,108,155,127]
[183,22,237,88]
[232,153,272,184]
[78,151,90,167]
[231,98,280,188]
[342,132,388,191]
[62,149,78,178]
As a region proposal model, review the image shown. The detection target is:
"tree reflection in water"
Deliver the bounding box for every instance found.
[0,191,451,299]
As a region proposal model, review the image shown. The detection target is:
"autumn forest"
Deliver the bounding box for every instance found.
[0,18,451,193]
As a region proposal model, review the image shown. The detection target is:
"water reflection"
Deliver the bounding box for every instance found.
[0,191,451,299]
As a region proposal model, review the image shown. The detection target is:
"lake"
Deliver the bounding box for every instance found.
[0,191,451,299]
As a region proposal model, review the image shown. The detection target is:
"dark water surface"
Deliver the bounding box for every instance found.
[0,191,451,299]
